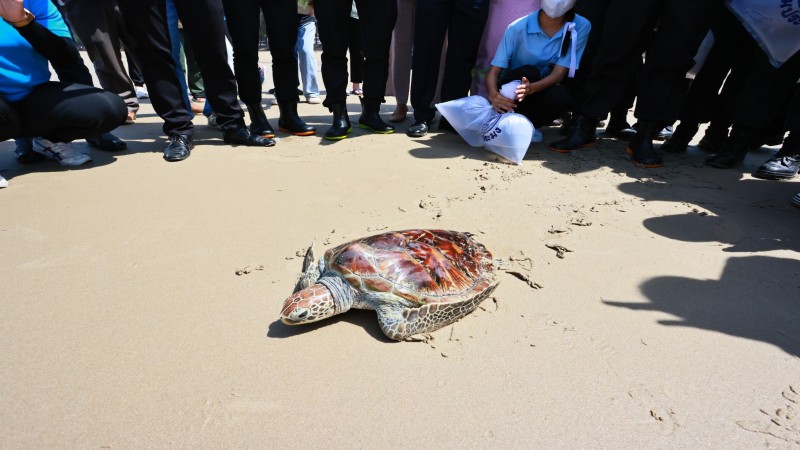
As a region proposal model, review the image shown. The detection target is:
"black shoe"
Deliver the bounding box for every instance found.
[655,125,673,141]
[246,102,275,138]
[753,155,800,180]
[14,138,45,163]
[358,99,395,134]
[661,122,699,154]
[705,126,758,169]
[164,134,193,162]
[224,126,276,147]
[407,120,430,138]
[277,102,315,136]
[324,103,352,140]
[86,132,127,151]
[627,121,663,168]
[604,120,637,141]
[548,113,596,152]
[438,117,455,133]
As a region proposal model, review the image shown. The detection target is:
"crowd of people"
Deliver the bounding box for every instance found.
[1,0,798,206]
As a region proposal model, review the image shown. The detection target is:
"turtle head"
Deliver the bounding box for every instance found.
[280,283,337,325]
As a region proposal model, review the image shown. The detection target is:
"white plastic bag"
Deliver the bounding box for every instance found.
[727,0,800,68]
[436,80,535,164]
[481,111,534,164]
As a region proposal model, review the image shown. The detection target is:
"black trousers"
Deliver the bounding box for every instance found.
[500,66,572,128]
[348,17,364,84]
[732,48,800,131]
[410,0,489,123]
[679,7,754,125]
[580,0,719,123]
[117,0,245,134]
[315,0,397,108]
[0,82,126,142]
[223,0,300,105]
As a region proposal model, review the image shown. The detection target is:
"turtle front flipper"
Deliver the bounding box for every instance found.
[375,282,499,340]
[293,243,320,293]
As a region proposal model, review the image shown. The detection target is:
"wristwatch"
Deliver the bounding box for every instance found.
[5,9,35,28]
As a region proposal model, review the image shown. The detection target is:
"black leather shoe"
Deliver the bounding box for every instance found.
[661,122,699,154]
[278,102,315,136]
[164,134,193,162]
[324,104,351,140]
[753,155,800,179]
[604,120,637,141]
[224,126,276,147]
[407,121,429,137]
[548,113,596,152]
[14,138,45,163]
[86,132,127,151]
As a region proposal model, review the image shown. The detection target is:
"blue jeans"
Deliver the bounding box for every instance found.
[166,0,191,109]
[296,18,320,98]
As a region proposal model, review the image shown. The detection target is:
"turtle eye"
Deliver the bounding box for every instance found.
[295,310,309,320]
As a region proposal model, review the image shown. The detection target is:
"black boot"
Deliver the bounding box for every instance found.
[358,99,395,134]
[246,102,275,138]
[324,103,352,141]
[661,122,699,154]
[705,126,758,169]
[278,102,315,136]
[627,120,663,168]
[548,113,596,152]
[752,132,800,179]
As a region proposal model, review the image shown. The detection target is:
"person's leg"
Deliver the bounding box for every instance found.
[439,0,489,104]
[354,0,397,133]
[390,0,414,122]
[16,82,126,166]
[409,0,450,127]
[753,87,800,179]
[262,0,315,135]
[348,17,364,88]
[0,97,22,142]
[117,0,194,137]
[62,0,140,120]
[315,0,356,139]
[165,0,192,109]
[297,17,321,101]
[707,48,800,169]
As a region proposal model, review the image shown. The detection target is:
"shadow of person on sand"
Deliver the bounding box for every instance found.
[604,255,800,357]
[618,174,800,253]
[266,309,394,343]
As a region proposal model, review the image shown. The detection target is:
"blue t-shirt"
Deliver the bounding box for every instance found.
[0,0,72,102]
[490,10,591,78]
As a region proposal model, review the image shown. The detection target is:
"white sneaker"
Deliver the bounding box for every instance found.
[32,138,92,166]
[270,98,279,105]
[135,86,149,98]
[0,174,8,188]
[306,96,322,104]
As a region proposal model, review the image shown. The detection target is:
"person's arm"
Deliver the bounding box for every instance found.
[486,65,517,113]
[1,0,92,85]
[514,65,567,102]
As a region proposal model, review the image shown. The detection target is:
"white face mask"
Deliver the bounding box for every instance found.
[540,0,576,18]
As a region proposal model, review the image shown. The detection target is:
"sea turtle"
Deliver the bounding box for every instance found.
[280,229,498,340]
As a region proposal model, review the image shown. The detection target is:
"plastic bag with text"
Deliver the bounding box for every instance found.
[727,0,800,68]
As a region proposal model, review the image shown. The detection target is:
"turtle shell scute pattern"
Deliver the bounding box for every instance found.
[324,229,494,305]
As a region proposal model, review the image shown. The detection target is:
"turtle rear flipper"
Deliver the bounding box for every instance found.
[375,282,498,340]
[293,243,320,293]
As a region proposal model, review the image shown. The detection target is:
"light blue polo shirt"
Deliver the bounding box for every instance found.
[491,10,591,78]
[0,0,72,102]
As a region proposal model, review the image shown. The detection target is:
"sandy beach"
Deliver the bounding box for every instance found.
[1,51,799,448]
